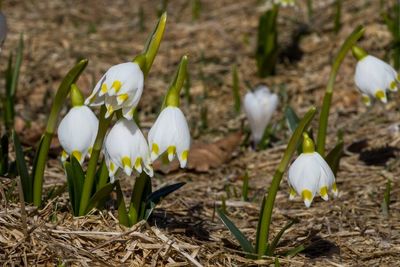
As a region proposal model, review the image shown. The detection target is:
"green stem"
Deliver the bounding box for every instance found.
[128,173,150,225]
[316,25,364,156]
[116,181,130,227]
[32,59,88,207]
[78,105,113,215]
[255,107,316,258]
[96,160,109,191]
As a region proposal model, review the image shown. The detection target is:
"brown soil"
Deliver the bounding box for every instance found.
[1,0,400,266]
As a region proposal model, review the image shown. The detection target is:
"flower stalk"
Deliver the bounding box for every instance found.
[78,105,112,215]
[255,107,316,257]
[316,25,364,156]
[32,59,88,207]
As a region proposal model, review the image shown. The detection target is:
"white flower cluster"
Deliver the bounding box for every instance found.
[57,63,191,183]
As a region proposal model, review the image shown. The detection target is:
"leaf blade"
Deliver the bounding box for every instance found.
[217,208,254,254]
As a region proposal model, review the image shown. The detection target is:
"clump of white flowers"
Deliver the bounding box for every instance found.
[288,133,338,208]
[243,85,279,145]
[352,45,399,106]
[58,58,191,183]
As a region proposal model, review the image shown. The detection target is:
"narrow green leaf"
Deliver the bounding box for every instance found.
[70,157,85,213]
[10,34,24,97]
[64,162,76,215]
[285,106,300,133]
[33,59,88,207]
[333,0,342,34]
[143,182,185,221]
[0,134,9,175]
[142,12,167,77]
[232,64,240,114]
[267,219,299,255]
[12,130,32,202]
[274,257,281,267]
[381,178,392,217]
[325,131,344,176]
[85,182,115,214]
[145,182,185,205]
[285,244,305,257]
[242,172,249,201]
[115,180,130,227]
[5,52,13,96]
[217,208,255,254]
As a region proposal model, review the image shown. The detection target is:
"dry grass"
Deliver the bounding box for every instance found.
[1,0,400,266]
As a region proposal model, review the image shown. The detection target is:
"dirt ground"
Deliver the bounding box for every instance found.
[1,0,400,266]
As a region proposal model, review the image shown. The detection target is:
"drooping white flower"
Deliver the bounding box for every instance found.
[148,106,190,168]
[85,62,144,120]
[58,106,98,164]
[0,11,7,48]
[288,133,338,208]
[243,85,279,145]
[353,46,399,106]
[104,118,153,182]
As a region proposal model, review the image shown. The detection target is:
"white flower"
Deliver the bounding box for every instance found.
[288,134,338,208]
[85,62,144,120]
[243,85,279,144]
[57,106,98,164]
[148,106,190,168]
[104,118,153,182]
[0,11,7,47]
[354,55,399,106]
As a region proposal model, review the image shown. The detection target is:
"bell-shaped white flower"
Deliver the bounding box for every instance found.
[58,105,98,164]
[148,106,190,168]
[353,46,399,106]
[85,62,144,120]
[288,133,338,208]
[243,85,279,145]
[104,118,153,182]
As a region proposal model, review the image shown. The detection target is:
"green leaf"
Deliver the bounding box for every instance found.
[267,218,299,255]
[274,257,281,267]
[136,12,167,77]
[145,182,185,205]
[232,64,240,114]
[381,178,392,217]
[33,59,88,207]
[10,34,24,97]
[285,106,300,133]
[12,130,32,202]
[115,180,130,227]
[71,157,85,210]
[242,171,249,201]
[64,162,76,215]
[144,182,185,220]
[217,208,255,254]
[285,244,305,257]
[85,182,115,214]
[325,131,344,176]
[0,134,9,175]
